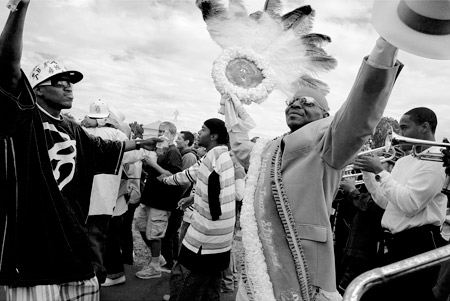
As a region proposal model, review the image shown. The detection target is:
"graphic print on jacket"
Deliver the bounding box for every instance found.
[43,122,76,190]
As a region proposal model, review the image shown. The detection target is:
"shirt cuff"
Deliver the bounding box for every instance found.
[375,170,390,183]
[367,37,398,68]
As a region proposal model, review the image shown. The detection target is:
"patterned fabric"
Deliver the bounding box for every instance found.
[3,277,99,301]
[163,145,235,254]
[271,145,313,301]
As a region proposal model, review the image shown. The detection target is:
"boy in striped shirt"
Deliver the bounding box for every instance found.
[159,118,235,301]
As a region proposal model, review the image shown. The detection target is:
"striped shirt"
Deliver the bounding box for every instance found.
[162,145,235,254]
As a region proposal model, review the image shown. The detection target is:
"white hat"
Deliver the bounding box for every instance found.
[29,60,83,88]
[88,99,109,119]
[372,0,450,60]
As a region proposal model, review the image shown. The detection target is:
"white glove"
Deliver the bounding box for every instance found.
[221,93,256,133]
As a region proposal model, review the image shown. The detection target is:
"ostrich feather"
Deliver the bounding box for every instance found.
[294,75,331,96]
[228,0,248,18]
[263,0,282,18]
[249,11,264,20]
[281,5,314,35]
[196,0,227,21]
[198,0,337,99]
[206,12,282,51]
[302,33,332,47]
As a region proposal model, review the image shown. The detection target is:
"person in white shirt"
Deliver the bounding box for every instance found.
[353,107,447,301]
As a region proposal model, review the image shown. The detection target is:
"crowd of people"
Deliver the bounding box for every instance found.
[1,1,450,301]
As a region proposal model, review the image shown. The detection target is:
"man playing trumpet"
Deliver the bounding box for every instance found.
[353,107,448,301]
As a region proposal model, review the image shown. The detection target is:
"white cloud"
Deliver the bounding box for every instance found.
[1,0,449,140]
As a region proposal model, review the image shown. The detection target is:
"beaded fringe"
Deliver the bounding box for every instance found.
[270,144,314,301]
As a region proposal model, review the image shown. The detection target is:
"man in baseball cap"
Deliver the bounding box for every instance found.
[87,99,110,119]
[30,60,83,118]
[29,60,83,89]
[0,1,162,300]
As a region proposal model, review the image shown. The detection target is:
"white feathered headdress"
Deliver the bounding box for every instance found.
[197,0,337,129]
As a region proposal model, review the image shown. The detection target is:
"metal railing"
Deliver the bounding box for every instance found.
[343,244,450,301]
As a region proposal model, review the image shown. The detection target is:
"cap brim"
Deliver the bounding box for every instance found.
[87,113,109,119]
[53,70,84,84]
[372,0,450,60]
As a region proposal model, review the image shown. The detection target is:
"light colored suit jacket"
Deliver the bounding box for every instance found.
[232,57,402,297]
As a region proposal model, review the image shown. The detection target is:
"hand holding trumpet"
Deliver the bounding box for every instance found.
[353,154,384,175]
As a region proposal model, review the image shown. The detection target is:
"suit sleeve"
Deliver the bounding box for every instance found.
[318,50,402,169]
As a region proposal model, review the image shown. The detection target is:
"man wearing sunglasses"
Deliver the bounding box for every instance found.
[0,1,161,300]
[229,37,402,300]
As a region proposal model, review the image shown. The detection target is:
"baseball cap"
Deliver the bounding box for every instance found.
[88,99,109,119]
[29,60,83,89]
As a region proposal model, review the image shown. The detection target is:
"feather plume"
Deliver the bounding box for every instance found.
[281,5,314,35]
[295,75,331,95]
[302,34,332,47]
[198,0,337,99]
[263,0,282,18]
[196,0,227,21]
[228,0,247,18]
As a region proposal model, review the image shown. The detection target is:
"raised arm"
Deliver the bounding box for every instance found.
[319,37,402,169]
[0,0,30,93]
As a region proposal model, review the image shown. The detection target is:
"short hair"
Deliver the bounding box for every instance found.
[204,118,229,145]
[159,121,177,136]
[180,131,195,146]
[404,107,437,134]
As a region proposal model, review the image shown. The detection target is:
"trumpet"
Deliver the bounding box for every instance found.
[391,131,450,195]
[391,132,450,162]
[344,139,397,173]
[341,173,365,186]
[342,147,396,186]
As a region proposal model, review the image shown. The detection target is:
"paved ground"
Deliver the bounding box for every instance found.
[0,265,237,301]
[100,265,237,301]
[0,222,242,301]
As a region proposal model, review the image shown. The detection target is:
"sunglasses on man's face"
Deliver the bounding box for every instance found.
[285,96,324,111]
[38,79,72,89]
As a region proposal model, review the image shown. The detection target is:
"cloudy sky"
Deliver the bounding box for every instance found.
[1,0,450,140]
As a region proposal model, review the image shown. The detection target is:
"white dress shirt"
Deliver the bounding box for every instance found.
[363,146,447,234]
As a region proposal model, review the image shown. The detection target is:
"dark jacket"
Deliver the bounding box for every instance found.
[0,73,124,286]
[141,144,184,211]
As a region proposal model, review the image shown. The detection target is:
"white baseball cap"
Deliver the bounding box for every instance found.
[88,99,109,119]
[29,60,83,89]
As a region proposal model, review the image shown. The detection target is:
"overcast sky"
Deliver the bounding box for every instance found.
[2,0,450,140]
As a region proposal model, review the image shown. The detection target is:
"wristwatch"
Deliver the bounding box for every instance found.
[135,140,141,150]
[375,170,385,182]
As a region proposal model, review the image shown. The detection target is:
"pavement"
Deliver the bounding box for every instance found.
[0,265,238,301]
[101,265,238,301]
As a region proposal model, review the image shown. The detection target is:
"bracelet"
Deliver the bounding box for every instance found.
[135,140,141,150]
